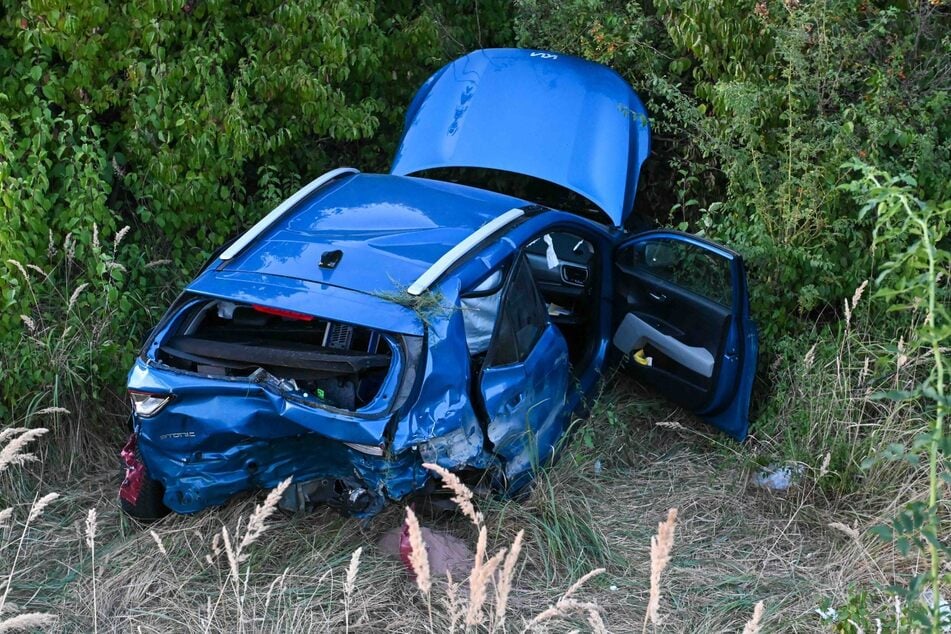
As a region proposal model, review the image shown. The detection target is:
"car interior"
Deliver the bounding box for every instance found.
[612,238,736,411]
[523,231,599,371]
[460,230,600,377]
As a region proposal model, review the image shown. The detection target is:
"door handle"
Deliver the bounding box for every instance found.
[500,392,524,415]
[648,292,667,302]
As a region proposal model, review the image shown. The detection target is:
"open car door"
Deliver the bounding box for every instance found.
[611,232,758,439]
[475,255,571,487]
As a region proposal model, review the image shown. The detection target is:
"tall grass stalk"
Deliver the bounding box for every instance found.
[643,508,677,632]
[343,546,362,633]
[85,509,98,634]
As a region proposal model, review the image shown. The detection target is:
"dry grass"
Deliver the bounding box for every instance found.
[0,378,938,632]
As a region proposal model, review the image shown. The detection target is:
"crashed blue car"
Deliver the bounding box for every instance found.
[119,48,758,520]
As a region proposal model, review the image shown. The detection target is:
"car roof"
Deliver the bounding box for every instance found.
[215,172,531,295]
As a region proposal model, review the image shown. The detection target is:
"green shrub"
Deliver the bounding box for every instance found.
[515,0,949,343]
[0,0,513,421]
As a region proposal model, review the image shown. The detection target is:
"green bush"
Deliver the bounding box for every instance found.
[0,0,512,421]
[515,0,949,343]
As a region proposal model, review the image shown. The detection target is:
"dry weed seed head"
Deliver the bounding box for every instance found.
[0,428,49,473]
[344,546,363,598]
[84,508,97,550]
[587,609,608,634]
[494,529,524,625]
[465,546,506,627]
[443,571,463,633]
[113,225,130,250]
[27,493,60,523]
[646,508,677,627]
[0,612,58,632]
[0,508,13,530]
[828,521,861,541]
[851,280,868,311]
[530,598,604,630]
[743,600,765,634]
[205,531,223,565]
[33,407,70,417]
[150,530,167,556]
[896,337,908,369]
[237,476,291,560]
[0,429,28,445]
[527,567,607,630]
[5,259,28,279]
[64,232,75,259]
[803,342,817,371]
[422,462,483,526]
[67,283,89,312]
[221,526,239,580]
[17,316,34,333]
[404,507,431,595]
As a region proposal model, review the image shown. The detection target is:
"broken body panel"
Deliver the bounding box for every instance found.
[122,48,757,520]
[392,48,651,226]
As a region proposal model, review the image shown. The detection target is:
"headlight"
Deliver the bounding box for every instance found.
[129,390,173,417]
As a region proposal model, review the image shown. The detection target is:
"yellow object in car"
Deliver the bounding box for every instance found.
[633,348,652,367]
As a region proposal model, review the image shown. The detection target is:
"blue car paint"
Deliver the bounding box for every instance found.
[391,48,651,227]
[480,324,571,481]
[217,172,532,295]
[186,270,425,336]
[125,49,758,519]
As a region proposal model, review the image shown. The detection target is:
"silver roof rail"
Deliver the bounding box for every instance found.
[406,208,525,296]
[219,167,359,262]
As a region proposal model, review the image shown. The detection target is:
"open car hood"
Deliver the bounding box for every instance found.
[390,48,651,227]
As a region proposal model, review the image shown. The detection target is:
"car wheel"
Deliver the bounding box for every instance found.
[120,469,169,521]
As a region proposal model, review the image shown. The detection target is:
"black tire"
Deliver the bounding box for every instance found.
[119,449,171,522]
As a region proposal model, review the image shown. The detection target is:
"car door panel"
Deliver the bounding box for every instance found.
[481,324,569,477]
[612,231,757,439]
[476,255,571,483]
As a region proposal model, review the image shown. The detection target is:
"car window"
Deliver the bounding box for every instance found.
[525,232,595,266]
[623,237,733,307]
[486,256,549,367]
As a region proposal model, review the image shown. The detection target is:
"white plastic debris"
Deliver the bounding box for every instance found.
[543,234,559,269]
[752,463,805,491]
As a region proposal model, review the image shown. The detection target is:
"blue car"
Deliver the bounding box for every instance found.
[119,48,757,520]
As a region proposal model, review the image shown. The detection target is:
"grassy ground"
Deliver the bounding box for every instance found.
[0,379,915,632]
